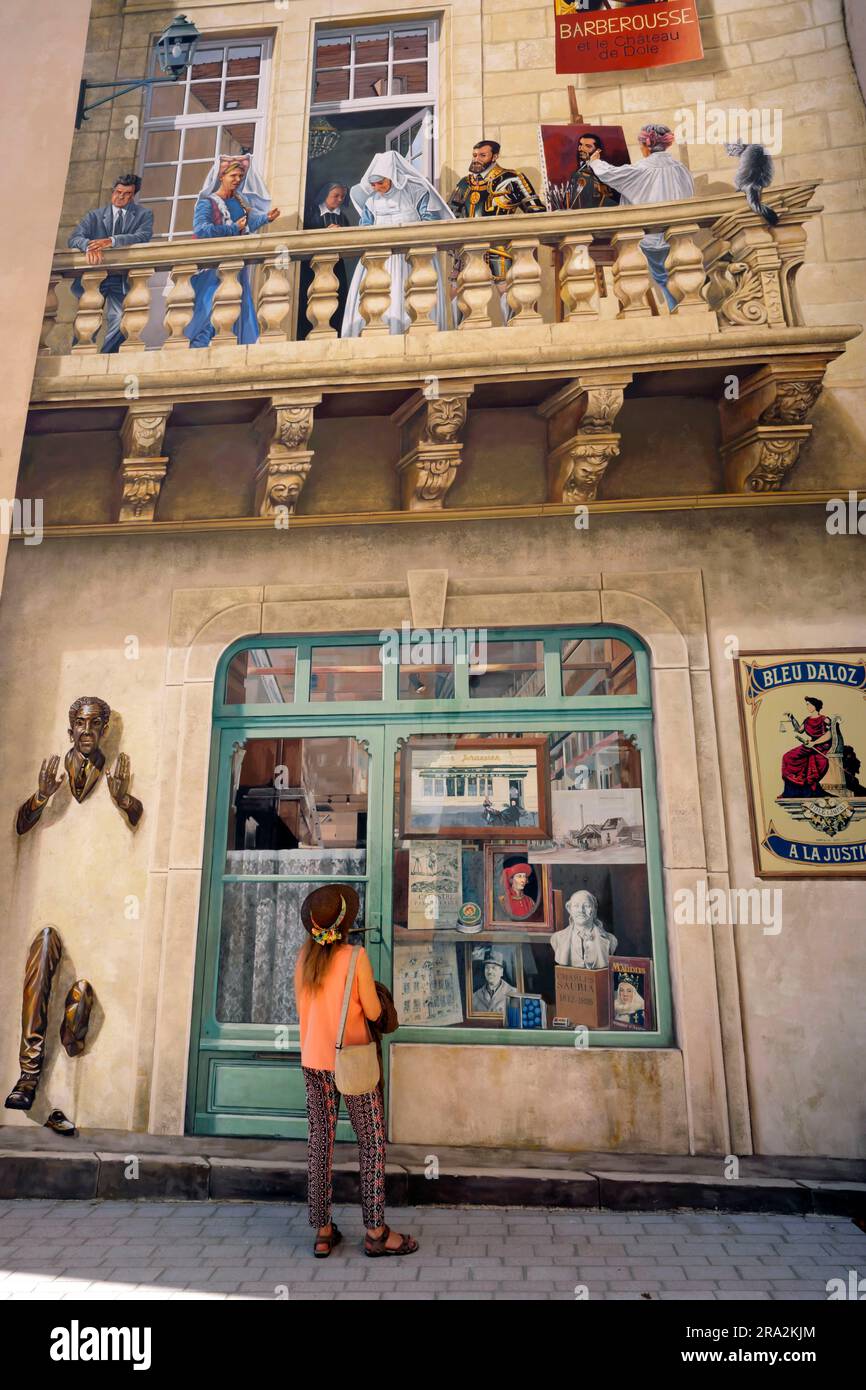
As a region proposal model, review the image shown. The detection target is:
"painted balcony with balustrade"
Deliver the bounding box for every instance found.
[26,179,859,534]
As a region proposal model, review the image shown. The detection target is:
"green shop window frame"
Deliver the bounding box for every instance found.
[187,627,672,1135]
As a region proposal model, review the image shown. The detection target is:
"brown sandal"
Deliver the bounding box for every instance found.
[364,1223,419,1257]
[313,1222,342,1258]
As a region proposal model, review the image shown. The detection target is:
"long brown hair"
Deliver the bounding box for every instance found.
[298,935,346,995]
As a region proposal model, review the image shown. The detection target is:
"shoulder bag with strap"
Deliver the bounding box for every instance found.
[334,946,379,1095]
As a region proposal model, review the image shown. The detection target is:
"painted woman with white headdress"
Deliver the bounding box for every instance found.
[185,153,281,348]
[341,150,453,337]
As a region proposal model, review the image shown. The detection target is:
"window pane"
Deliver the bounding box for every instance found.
[469,640,545,699]
[354,66,389,99]
[225,647,297,704]
[314,67,350,102]
[394,30,428,61]
[150,83,184,118]
[216,873,366,1024]
[310,645,383,702]
[187,80,222,115]
[141,165,177,199]
[561,638,637,696]
[183,125,218,160]
[190,46,224,81]
[142,128,180,163]
[223,77,259,111]
[315,36,351,68]
[355,32,389,64]
[224,735,370,868]
[220,122,257,155]
[140,200,171,237]
[173,199,195,234]
[392,730,654,1036]
[178,163,212,196]
[391,61,429,95]
[226,45,262,77]
[398,661,454,700]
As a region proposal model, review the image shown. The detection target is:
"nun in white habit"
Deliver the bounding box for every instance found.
[341,150,454,337]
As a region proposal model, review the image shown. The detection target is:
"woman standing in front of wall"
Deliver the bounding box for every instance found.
[294,883,419,1258]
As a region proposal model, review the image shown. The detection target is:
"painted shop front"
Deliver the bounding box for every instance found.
[189,626,669,1140]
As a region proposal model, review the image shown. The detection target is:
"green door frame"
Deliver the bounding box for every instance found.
[186,627,668,1139]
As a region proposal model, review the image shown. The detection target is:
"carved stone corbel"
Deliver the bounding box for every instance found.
[253,394,322,518]
[704,211,786,330]
[118,402,172,523]
[539,373,632,503]
[393,385,473,511]
[719,361,827,492]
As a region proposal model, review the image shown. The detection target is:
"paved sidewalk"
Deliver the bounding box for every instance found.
[0,1200,863,1300]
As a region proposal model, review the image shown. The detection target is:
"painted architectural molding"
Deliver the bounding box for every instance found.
[539,373,632,504]
[393,385,473,511]
[719,360,827,492]
[118,401,171,523]
[253,393,321,518]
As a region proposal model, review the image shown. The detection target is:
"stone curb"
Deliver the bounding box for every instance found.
[0,1148,863,1215]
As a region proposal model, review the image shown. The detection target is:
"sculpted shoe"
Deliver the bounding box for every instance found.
[4,1075,38,1110]
[45,1110,78,1137]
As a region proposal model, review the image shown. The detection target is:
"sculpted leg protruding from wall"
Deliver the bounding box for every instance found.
[4,926,63,1110]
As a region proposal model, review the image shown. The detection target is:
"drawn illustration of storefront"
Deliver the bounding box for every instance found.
[183,610,726,1156]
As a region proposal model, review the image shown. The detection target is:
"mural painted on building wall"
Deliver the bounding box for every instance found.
[553,1,703,75]
[736,652,866,877]
[538,124,628,212]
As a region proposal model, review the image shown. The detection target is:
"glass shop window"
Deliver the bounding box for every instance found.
[392,730,654,1036]
[309,644,383,702]
[469,640,545,699]
[561,638,637,697]
[225,647,296,704]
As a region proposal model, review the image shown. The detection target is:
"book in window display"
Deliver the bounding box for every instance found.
[405,839,462,929]
[609,956,654,1031]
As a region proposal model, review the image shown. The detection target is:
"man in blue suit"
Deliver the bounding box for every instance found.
[67,174,154,352]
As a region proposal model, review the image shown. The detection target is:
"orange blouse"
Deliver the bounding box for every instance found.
[294,944,382,1072]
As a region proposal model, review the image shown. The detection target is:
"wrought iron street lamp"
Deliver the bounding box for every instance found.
[75,14,200,129]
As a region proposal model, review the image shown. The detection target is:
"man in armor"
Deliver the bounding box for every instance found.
[448,139,546,320]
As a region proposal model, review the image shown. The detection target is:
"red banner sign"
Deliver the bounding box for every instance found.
[554,1,703,75]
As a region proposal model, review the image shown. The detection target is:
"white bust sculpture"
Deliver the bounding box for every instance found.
[550,889,618,969]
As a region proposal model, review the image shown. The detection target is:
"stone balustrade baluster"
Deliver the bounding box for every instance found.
[119,267,155,352]
[211,259,244,344]
[306,253,339,338]
[456,243,494,330]
[559,234,598,322]
[406,246,440,334]
[71,270,106,354]
[162,264,197,349]
[39,274,61,355]
[665,221,712,319]
[506,238,543,325]
[611,231,652,318]
[257,253,292,341]
[359,250,392,335]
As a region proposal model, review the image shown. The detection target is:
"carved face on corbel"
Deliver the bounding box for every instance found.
[424,396,467,445]
[267,477,302,508]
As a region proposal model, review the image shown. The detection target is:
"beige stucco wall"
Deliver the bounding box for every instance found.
[0,509,864,1155]
[0,0,90,596]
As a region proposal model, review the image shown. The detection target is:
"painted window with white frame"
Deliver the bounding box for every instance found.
[138,35,273,238]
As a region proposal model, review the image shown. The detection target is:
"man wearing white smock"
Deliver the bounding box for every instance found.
[587,123,694,311]
[341,150,454,337]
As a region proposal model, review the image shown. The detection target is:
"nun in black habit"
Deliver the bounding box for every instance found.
[297,179,351,339]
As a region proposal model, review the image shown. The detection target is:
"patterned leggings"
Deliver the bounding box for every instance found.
[302,1067,386,1230]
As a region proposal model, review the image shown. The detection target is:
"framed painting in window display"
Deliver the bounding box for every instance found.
[399,736,552,840]
[464,943,523,1023]
[485,846,552,930]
